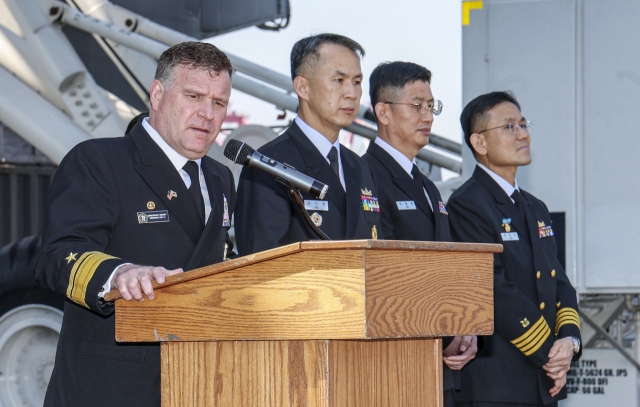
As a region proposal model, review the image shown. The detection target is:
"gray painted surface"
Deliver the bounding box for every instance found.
[582,0,640,289]
[462,0,640,292]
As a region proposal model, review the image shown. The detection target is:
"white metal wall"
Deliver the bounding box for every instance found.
[462,0,640,293]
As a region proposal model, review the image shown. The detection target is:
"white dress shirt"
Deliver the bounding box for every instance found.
[375,137,433,211]
[142,118,212,220]
[477,163,520,203]
[295,116,346,190]
[100,119,212,298]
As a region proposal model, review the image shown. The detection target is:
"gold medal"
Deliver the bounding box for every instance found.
[372,225,378,240]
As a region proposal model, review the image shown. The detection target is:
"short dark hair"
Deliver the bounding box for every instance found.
[155,42,233,88]
[369,61,432,120]
[290,33,365,80]
[460,91,521,156]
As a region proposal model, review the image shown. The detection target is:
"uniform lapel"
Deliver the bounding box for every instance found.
[342,148,368,238]
[131,122,203,246]
[422,179,451,242]
[367,143,431,219]
[473,166,530,245]
[185,158,224,270]
[287,122,346,217]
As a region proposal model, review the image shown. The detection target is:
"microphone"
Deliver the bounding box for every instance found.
[224,139,329,200]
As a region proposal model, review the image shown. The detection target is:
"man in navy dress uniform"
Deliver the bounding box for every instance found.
[448,91,581,407]
[34,42,236,407]
[362,61,478,407]
[235,33,382,254]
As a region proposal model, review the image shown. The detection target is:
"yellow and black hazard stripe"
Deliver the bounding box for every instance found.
[510,316,551,356]
[555,307,580,336]
[66,251,118,308]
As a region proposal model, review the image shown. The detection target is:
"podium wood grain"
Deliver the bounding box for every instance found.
[161,341,328,407]
[112,240,500,407]
[161,338,441,407]
[115,245,495,342]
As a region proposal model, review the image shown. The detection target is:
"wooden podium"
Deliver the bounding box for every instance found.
[109,240,500,407]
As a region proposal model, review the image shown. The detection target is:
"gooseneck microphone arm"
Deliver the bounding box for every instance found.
[224,139,331,241]
[286,188,331,241]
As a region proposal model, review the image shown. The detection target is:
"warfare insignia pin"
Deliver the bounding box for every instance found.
[538,221,545,228]
[147,201,155,210]
[438,201,448,215]
[502,218,512,233]
[361,188,372,196]
[222,195,230,227]
[65,252,77,264]
[372,225,378,240]
[520,318,530,328]
[167,190,177,200]
[310,212,323,227]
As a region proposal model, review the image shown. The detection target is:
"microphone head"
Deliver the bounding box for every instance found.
[224,139,255,165]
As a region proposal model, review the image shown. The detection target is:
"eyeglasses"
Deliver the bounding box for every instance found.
[479,121,534,135]
[383,99,443,116]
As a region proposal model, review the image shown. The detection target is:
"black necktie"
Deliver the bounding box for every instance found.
[511,189,526,221]
[327,147,340,178]
[183,161,205,224]
[412,164,434,213]
[411,164,424,190]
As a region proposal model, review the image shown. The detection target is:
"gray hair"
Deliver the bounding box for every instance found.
[290,33,365,80]
[155,41,233,88]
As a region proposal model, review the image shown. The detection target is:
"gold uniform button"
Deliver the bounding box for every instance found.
[551,269,556,277]
[540,302,545,310]
[536,271,541,279]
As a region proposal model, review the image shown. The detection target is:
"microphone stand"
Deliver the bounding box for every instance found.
[286,188,331,241]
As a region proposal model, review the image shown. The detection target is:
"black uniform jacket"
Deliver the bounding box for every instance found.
[362,142,450,241]
[447,166,581,406]
[235,121,382,255]
[34,120,235,407]
[363,141,459,395]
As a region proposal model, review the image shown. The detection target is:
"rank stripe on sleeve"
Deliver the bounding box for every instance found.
[510,316,551,356]
[66,251,118,308]
[555,308,581,335]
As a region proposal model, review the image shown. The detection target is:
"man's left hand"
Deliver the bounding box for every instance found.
[543,338,574,380]
[443,335,478,370]
[549,375,567,397]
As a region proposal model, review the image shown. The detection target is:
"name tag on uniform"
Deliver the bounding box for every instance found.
[304,200,329,211]
[137,210,169,224]
[396,201,417,210]
[501,232,519,241]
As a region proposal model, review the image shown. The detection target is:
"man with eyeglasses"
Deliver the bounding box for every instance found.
[361,61,477,407]
[447,91,581,407]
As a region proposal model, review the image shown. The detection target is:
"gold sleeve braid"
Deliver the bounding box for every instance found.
[555,308,580,336]
[66,251,118,308]
[510,316,551,356]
